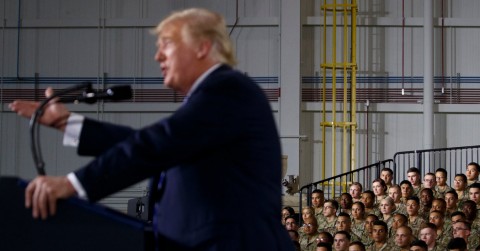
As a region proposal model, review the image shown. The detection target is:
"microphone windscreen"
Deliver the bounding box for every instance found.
[107,85,132,100]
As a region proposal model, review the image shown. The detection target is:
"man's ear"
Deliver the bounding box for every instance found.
[196,39,213,59]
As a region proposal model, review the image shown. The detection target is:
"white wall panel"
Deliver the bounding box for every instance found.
[233,27,279,77]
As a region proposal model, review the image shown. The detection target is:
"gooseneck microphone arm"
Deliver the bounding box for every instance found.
[29,82,92,175]
[29,82,132,176]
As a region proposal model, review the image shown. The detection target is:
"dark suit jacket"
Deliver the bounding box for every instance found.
[74,65,294,250]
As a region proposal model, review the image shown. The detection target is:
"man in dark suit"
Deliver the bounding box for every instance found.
[10,8,293,251]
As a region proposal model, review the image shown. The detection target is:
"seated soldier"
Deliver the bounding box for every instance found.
[372,179,388,207]
[452,220,478,251]
[434,168,453,199]
[389,185,406,215]
[388,213,408,245]
[312,189,326,223]
[282,206,295,226]
[339,193,354,215]
[319,200,339,232]
[445,190,459,217]
[461,200,478,225]
[428,210,450,248]
[299,206,316,236]
[407,167,423,196]
[400,180,414,205]
[330,212,362,242]
[450,211,466,224]
[465,162,480,187]
[423,173,438,198]
[406,196,427,237]
[348,241,366,251]
[419,223,445,251]
[468,183,480,210]
[362,214,379,247]
[351,201,366,237]
[409,240,428,251]
[419,188,434,220]
[453,174,469,202]
[361,190,380,217]
[316,231,334,246]
[366,220,392,251]
[379,196,396,229]
[316,242,333,251]
[349,182,363,203]
[381,167,395,190]
[333,231,351,251]
[447,237,467,251]
[392,225,414,251]
[286,215,300,232]
[300,217,320,251]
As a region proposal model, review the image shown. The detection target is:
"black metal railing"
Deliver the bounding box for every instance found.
[393,144,480,185]
[298,159,394,214]
[296,144,480,224]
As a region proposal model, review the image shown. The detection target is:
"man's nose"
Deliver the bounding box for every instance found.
[155,50,165,62]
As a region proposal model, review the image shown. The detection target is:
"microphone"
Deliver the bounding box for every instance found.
[29,83,132,175]
[59,85,132,104]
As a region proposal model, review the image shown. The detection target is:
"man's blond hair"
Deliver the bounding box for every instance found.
[154,8,236,66]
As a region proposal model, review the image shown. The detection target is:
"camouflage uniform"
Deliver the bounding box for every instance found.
[351,219,366,239]
[434,185,453,199]
[408,216,427,238]
[394,203,407,216]
[418,205,431,221]
[360,231,374,247]
[429,244,446,251]
[456,190,468,202]
[412,186,422,197]
[317,217,337,232]
[314,208,324,224]
[436,224,452,249]
[472,216,480,230]
[380,215,395,230]
[389,246,409,251]
[365,207,381,218]
[299,234,318,251]
[366,242,393,251]
[468,234,480,251]
[323,226,336,236]
[348,230,362,243]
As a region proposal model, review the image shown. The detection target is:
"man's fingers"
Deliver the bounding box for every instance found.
[45,87,54,98]
[24,176,74,220]
[48,187,57,217]
[8,100,39,118]
[38,182,49,220]
[31,180,42,219]
[24,181,35,209]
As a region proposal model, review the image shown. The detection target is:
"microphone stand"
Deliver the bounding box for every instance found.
[29,82,92,175]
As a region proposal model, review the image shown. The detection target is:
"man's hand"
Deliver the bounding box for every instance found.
[25,176,76,219]
[8,87,71,131]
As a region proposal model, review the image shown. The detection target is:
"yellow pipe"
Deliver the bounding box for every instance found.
[320,0,357,194]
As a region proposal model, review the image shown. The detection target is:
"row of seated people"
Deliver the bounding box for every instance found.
[281,163,480,251]
[296,228,475,251]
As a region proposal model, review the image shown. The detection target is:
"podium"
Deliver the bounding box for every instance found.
[0,176,154,251]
